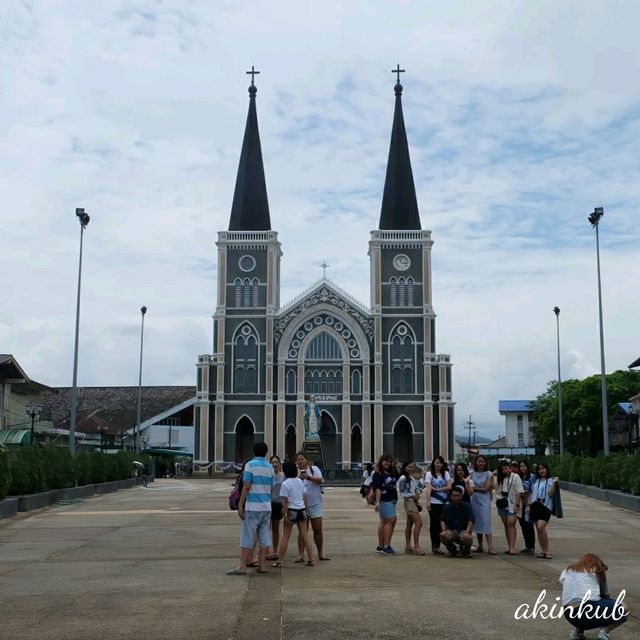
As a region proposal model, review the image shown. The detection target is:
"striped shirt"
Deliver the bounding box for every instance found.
[243,457,274,512]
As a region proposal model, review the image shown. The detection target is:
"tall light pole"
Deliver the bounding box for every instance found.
[588,207,609,454]
[69,208,90,457]
[553,307,564,456]
[134,306,147,453]
[25,403,41,446]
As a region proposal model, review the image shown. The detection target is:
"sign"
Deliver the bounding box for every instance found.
[302,440,325,469]
[314,395,339,402]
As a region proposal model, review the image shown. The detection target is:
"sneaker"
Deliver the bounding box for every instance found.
[381,546,396,555]
[376,546,384,553]
[569,629,585,640]
[597,631,611,640]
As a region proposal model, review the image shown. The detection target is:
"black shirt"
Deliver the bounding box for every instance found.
[452,478,471,503]
[441,501,475,532]
[372,471,398,502]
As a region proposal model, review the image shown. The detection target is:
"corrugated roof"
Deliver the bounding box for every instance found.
[498,400,533,413]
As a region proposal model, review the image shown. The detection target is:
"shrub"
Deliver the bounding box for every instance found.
[88,452,106,484]
[0,448,11,500]
[569,457,583,483]
[8,447,45,495]
[41,447,77,490]
[76,452,92,486]
[630,472,640,497]
[104,454,121,482]
[580,458,594,485]
[601,455,622,490]
[593,452,606,488]
[556,453,574,481]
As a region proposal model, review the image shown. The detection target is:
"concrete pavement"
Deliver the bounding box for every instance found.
[0,479,637,640]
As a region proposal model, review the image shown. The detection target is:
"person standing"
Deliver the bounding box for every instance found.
[398,461,425,555]
[227,442,274,576]
[495,460,525,555]
[267,455,285,561]
[360,462,374,499]
[440,486,475,556]
[424,455,452,555]
[294,452,330,562]
[528,462,558,559]
[470,456,495,554]
[517,460,536,555]
[452,463,474,503]
[372,453,399,555]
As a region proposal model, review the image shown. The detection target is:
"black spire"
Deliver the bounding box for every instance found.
[228,69,271,231]
[378,68,421,230]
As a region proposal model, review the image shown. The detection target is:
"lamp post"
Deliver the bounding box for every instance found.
[553,307,564,456]
[588,207,609,454]
[69,208,90,457]
[134,306,147,453]
[25,403,41,446]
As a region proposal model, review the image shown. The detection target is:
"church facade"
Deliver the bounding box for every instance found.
[195,74,454,469]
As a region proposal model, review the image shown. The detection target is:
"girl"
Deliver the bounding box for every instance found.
[470,456,495,554]
[560,554,628,640]
[528,462,558,559]
[266,455,284,561]
[424,455,452,554]
[272,462,314,567]
[495,460,525,555]
[372,453,398,555]
[397,461,425,555]
[360,462,374,499]
[452,463,474,503]
[517,460,535,555]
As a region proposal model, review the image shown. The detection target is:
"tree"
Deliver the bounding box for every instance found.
[531,370,640,455]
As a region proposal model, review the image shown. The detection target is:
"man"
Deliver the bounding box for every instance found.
[294,452,330,561]
[227,442,274,575]
[440,485,475,557]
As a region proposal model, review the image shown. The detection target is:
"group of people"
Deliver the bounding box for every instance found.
[226,442,329,575]
[363,454,562,558]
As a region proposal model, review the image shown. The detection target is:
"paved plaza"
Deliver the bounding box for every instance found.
[0,479,637,640]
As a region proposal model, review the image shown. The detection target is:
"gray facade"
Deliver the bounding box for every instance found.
[195,76,454,468]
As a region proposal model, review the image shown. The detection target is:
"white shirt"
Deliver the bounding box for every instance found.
[560,569,605,606]
[300,465,324,506]
[425,471,451,504]
[280,477,307,510]
[496,473,524,513]
[362,470,374,487]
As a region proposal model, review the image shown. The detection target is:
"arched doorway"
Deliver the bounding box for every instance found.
[285,423,297,462]
[319,410,339,470]
[235,416,255,463]
[393,416,413,462]
[351,424,362,465]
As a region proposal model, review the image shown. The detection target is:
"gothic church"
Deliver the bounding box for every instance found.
[195,71,454,469]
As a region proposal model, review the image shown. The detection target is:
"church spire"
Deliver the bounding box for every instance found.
[378,65,421,230]
[228,67,271,231]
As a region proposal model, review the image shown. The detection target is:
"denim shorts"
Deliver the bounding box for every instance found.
[498,507,516,519]
[240,510,272,549]
[564,599,628,631]
[307,503,323,519]
[379,500,397,520]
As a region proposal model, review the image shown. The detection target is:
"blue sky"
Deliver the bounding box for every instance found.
[2,0,639,437]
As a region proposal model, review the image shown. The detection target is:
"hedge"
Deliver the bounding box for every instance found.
[2,447,144,496]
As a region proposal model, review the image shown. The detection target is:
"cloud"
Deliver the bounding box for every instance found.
[2,0,639,439]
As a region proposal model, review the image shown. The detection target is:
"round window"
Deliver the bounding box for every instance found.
[239,255,256,272]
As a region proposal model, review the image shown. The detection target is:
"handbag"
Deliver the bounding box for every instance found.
[496,475,512,510]
[529,479,552,520]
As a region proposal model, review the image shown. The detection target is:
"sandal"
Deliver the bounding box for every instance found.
[306,560,315,566]
[271,561,284,568]
[405,548,414,554]
[293,556,305,563]
[537,553,552,559]
[256,568,267,574]
[488,550,497,555]
[266,553,279,561]
[413,549,426,556]
[226,569,248,576]
[432,548,445,555]
[319,556,331,561]
[246,561,259,568]
[471,546,483,553]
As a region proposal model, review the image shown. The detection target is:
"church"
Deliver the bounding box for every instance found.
[195,69,454,469]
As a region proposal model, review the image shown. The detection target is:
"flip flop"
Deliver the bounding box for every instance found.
[306,560,315,566]
[413,549,426,556]
[537,553,553,559]
[271,561,284,568]
[226,569,248,576]
[405,548,414,554]
[246,561,259,568]
[319,556,331,561]
[293,557,305,563]
[488,550,497,555]
[266,554,279,561]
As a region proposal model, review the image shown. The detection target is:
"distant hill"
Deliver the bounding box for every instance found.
[455,434,494,445]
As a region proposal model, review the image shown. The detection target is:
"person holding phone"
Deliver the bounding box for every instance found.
[527,462,558,559]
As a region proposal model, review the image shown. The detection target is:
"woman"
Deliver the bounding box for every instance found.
[397,461,425,555]
[372,453,398,555]
[266,455,285,561]
[495,459,524,555]
[560,553,628,640]
[528,462,558,559]
[517,460,535,555]
[470,455,495,555]
[360,462,374,499]
[423,455,452,554]
[452,463,474,503]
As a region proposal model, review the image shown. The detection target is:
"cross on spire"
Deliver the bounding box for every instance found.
[246,65,260,85]
[392,63,405,84]
[320,261,330,278]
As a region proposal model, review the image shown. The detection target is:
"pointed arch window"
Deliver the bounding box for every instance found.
[390,277,398,306]
[286,369,297,394]
[305,331,343,361]
[234,279,242,307]
[351,369,362,395]
[233,324,259,393]
[389,324,415,394]
[251,278,259,307]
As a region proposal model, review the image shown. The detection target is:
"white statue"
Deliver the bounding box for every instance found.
[304,395,321,441]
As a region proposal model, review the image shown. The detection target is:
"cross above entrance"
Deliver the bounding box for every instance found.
[246,65,260,85]
[320,261,330,278]
[392,63,405,84]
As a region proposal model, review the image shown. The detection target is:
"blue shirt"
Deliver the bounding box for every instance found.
[531,478,553,510]
[441,501,475,532]
[243,456,274,512]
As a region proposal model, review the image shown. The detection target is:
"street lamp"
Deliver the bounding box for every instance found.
[25,403,41,446]
[588,206,609,454]
[134,306,147,453]
[69,208,90,457]
[553,307,564,456]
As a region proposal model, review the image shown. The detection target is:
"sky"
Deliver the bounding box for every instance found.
[2,0,639,438]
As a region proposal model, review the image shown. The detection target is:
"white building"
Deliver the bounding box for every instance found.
[498,400,535,448]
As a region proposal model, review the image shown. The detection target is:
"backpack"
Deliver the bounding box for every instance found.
[229,474,243,511]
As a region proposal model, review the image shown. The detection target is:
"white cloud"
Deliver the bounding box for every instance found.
[2,0,639,439]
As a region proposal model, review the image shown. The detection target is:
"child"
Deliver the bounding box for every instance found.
[272,462,314,567]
